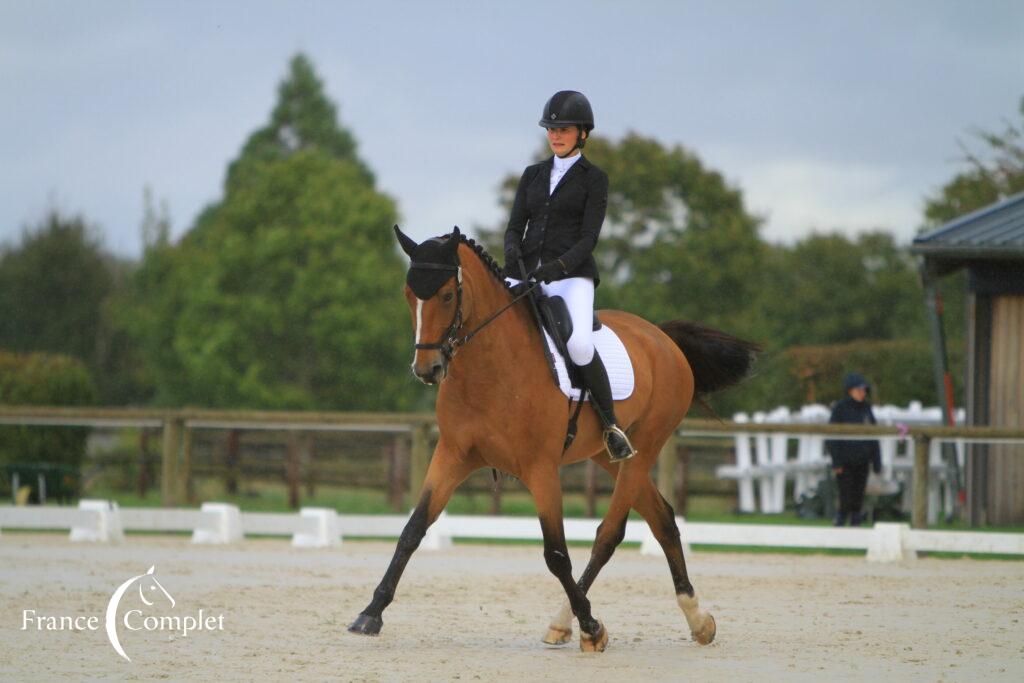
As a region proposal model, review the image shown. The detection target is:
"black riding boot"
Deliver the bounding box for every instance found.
[579,350,636,462]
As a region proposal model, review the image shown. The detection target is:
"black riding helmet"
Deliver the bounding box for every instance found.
[539,90,594,151]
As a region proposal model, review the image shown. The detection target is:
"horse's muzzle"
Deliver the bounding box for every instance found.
[412,357,447,385]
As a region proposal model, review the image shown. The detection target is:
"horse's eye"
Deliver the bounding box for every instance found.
[442,292,454,303]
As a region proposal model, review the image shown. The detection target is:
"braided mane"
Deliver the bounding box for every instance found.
[454,233,514,291]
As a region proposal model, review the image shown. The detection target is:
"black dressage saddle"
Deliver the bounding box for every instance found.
[534,294,602,389]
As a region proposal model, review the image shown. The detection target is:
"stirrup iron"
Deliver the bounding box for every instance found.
[603,424,636,462]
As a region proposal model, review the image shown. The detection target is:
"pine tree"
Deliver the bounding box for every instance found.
[128,54,421,410]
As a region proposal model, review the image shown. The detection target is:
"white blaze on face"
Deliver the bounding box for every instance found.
[415,299,424,345]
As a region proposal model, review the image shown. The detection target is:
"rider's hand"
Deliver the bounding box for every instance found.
[529,260,565,283]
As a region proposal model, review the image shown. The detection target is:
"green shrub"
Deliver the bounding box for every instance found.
[0,351,97,494]
[713,338,958,414]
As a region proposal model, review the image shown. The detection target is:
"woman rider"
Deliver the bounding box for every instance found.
[504,90,635,462]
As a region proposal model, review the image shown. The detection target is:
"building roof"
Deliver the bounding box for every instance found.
[912,190,1024,263]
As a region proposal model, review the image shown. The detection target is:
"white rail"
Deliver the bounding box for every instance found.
[708,402,978,521]
[3,501,1023,562]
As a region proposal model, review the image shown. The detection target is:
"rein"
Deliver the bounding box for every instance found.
[411,259,539,360]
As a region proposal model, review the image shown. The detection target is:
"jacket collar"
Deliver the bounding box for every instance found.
[546,154,589,195]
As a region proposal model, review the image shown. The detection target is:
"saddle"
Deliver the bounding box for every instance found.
[534,293,601,389]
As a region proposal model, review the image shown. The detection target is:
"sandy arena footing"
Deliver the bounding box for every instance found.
[1,535,1022,681]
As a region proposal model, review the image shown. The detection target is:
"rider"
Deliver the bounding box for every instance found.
[504,90,635,462]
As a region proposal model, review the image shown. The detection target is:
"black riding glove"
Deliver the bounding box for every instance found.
[529,259,565,283]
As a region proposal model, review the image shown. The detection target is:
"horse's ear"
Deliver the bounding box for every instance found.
[394,225,418,258]
[445,226,461,256]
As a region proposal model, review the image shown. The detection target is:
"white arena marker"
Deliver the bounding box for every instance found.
[866,522,916,563]
[640,525,662,556]
[292,507,341,548]
[192,502,243,544]
[70,499,124,543]
[419,510,453,551]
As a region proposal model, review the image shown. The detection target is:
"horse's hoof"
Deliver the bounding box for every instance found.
[579,620,608,652]
[347,613,383,636]
[691,612,716,645]
[542,625,572,645]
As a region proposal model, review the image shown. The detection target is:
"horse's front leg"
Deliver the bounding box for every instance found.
[524,468,608,652]
[543,457,640,646]
[348,441,478,636]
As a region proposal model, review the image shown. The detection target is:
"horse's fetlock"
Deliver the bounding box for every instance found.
[372,588,390,603]
[676,583,695,599]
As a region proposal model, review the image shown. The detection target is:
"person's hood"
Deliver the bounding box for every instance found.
[843,372,870,392]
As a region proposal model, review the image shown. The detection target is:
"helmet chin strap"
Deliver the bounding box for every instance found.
[556,128,585,158]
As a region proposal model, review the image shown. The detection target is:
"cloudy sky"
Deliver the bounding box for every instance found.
[2,1,1021,258]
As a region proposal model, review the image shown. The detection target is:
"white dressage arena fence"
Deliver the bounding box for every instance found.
[2,499,1022,563]
[710,402,978,521]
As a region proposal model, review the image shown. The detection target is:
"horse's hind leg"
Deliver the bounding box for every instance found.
[348,443,478,636]
[544,466,715,646]
[631,476,716,644]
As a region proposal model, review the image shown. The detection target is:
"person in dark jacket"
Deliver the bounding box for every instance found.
[826,372,882,526]
[503,90,635,462]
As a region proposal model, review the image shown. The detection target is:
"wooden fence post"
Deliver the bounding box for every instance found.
[137,428,152,499]
[224,429,240,495]
[409,423,430,505]
[303,434,316,498]
[179,425,193,504]
[677,443,690,516]
[491,474,503,515]
[285,433,300,510]
[657,433,679,511]
[161,417,183,506]
[912,435,931,529]
[388,434,408,511]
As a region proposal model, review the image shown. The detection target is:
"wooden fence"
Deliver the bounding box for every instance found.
[2,406,1024,528]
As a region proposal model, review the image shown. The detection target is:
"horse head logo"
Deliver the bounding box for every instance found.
[105,565,174,662]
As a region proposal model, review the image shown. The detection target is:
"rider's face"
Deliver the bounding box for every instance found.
[547,126,584,157]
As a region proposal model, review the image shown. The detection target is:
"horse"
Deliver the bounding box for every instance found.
[348,226,759,651]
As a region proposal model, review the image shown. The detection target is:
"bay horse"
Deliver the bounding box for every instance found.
[348,226,758,651]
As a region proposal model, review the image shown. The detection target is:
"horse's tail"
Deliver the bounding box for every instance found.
[658,320,761,398]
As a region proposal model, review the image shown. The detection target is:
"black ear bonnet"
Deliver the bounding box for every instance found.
[394,225,462,299]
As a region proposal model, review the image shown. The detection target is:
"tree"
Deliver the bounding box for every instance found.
[758,232,927,348]
[0,211,110,361]
[924,96,1024,224]
[481,132,767,337]
[225,54,373,190]
[128,54,420,410]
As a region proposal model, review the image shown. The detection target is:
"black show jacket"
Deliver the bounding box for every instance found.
[503,155,609,285]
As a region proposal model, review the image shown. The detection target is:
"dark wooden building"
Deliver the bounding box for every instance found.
[912,191,1024,525]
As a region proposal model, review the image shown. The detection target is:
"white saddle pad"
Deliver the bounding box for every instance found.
[542,324,635,401]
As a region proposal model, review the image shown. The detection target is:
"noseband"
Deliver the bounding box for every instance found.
[410,257,538,362]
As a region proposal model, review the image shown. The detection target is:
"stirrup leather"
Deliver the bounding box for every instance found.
[603,424,636,462]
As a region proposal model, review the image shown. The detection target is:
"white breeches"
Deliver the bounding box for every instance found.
[505,276,595,365]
